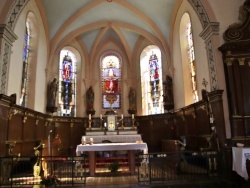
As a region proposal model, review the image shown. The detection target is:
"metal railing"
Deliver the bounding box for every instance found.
[0,156,86,187]
[0,150,224,187]
[137,150,222,183]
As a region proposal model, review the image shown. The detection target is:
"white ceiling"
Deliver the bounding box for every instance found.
[41,0,176,56]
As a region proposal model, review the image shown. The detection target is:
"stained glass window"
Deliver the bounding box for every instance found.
[141,46,163,115]
[58,50,76,116]
[20,21,30,106]
[101,55,121,109]
[187,22,198,102]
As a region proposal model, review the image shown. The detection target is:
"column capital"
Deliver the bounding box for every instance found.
[199,22,220,41]
[0,24,17,45]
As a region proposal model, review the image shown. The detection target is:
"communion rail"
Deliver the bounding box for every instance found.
[137,150,224,184]
[0,156,86,187]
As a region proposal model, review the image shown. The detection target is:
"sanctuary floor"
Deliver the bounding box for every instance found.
[78,167,224,188]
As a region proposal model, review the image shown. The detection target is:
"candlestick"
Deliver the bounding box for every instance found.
[100,115,103,130]
[132,118,135,129]
[121,118,124,129]
[82,137,86,145]
[90,138,93,145]
[88,118,92,130]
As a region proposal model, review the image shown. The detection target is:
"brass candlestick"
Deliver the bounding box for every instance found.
[87,119,92,130]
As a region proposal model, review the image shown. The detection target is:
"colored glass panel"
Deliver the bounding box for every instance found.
[58,51,77,116]
[20,21,30,106]
[187,22,198,102]
[101,55,121,109]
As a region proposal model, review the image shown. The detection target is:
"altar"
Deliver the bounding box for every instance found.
[76,142,148,176]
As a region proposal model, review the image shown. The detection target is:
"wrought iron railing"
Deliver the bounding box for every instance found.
[0,150,224,187]
[0,156,86,187]
[137,150,222,183]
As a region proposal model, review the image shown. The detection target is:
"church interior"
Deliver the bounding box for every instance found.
[1,0,250,187]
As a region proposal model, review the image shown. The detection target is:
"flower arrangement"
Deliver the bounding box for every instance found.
[107,160,120,172]
[40,174,61,187]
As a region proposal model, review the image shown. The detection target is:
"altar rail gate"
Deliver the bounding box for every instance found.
[0,156,86,187]
[138,150,224,183]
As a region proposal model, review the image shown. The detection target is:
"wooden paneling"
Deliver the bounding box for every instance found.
[0,90,225,156]
[219,1,250,142]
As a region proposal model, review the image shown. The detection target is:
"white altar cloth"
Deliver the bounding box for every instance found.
[76,142,148,154]
[232,147,250,180]
[81,134,142,143]
[76,142,148,176]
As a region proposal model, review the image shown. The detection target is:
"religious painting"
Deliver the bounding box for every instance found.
[101,55,121,109]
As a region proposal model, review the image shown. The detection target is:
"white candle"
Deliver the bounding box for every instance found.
[89,114,91,120]
[104,122,107,127]
[82,137,86,141]
[132,114,134,119]
[90,138,93,142]
[121,114,123,119]
[100,114,102,119]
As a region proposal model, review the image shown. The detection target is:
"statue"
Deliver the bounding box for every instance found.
[163,75,174,111]
[46,78,58,113]
[86,86,95,115]
[128,87,136,114]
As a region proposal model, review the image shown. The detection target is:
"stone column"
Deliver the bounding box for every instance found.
[199,22,220,91]
[0,24,17,94]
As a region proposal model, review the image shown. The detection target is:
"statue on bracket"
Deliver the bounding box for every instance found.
[46,78,58,113]
[128,87,137,114]
[163,75,174,111]
[86,86,95,115]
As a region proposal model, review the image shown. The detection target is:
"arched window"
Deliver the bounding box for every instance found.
[140,46,163,115]
[187,20,198,102]
[180,13,198,104]
[58,49,77,116]
[101,55,121,109]
[19,21,30,106]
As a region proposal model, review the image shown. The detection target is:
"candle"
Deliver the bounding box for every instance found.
[132,114,134,119]
[89,114,91,120]
[121,114,123,119]
[100,114,102,119]
[90,138,93,142]
[82,137,86,141]
[104,122,107,127]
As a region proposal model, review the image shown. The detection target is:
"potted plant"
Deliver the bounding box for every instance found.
[40,174,61,187]
[107,160,120,172]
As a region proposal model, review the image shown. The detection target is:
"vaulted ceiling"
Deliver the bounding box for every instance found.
[39,0,176,61]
